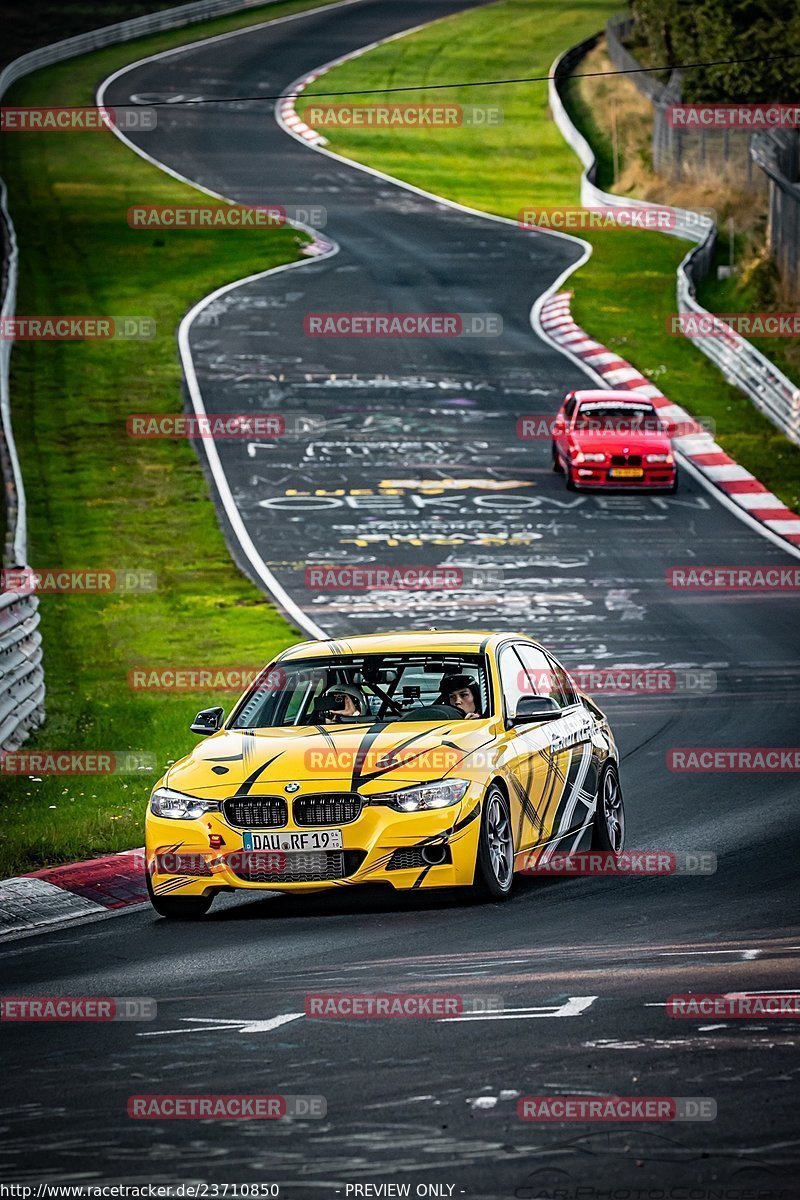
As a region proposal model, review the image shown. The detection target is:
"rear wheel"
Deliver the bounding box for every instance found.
[592,763,625,852]
[146,872,214,919]
[473,785,515,900]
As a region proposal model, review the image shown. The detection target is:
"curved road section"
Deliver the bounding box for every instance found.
[1,1,796,1195]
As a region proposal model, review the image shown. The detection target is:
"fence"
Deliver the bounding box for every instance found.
[0,0,290,749]
[605,15,765,191]
[751,130,800,304]
[549,41,800,449]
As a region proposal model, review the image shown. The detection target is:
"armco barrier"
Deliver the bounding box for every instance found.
[0,0,296,749]
[0,590,44,750]
[549,40,800,449]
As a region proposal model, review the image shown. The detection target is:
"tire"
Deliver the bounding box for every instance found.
[565,466,577,491]
[668,469,679,494]
[592,762,625,853]
[146,871,214,919]
[472,785,515,900]
[551,443,563,473]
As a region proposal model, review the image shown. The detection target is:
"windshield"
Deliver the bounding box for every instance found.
[574,404,663,432]
[229,653,491,729]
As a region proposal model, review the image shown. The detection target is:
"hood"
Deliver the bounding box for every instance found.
[167,718,496,798]
[568,429,672,454]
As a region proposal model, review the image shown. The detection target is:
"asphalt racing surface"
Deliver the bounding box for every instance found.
[3,0,799,1194]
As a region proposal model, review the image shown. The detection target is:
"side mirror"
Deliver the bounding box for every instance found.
[190,706,224,736]
[510,695,562,725]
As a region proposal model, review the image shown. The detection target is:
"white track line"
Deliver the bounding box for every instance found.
[97,0,373,640]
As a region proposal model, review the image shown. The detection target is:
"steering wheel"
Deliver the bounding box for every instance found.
[397,703,465,721]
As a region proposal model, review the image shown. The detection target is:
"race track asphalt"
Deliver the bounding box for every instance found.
[2,1,798,1194]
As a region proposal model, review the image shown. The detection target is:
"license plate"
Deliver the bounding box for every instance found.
[242,829,343,852]
[610,467,644,478]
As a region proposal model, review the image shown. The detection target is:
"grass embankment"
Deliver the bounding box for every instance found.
[0,0,340,875]
[297,0,800,511]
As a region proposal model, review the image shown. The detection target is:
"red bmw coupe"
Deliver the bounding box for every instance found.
[551,389,677,492]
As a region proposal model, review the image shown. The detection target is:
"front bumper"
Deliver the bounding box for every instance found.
[571,464,676,489]
[145,788,484,897]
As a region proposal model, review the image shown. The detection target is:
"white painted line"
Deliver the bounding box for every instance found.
[139,1012,305,1037]
[440,996,597,1022]
[96,3,375,641]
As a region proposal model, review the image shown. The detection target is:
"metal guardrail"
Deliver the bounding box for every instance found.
[549,41,800,449]
[0,590,44,749]
[0,0,287,749]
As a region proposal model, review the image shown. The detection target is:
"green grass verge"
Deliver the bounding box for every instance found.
[0,0,342,876]
[297,0,800,512]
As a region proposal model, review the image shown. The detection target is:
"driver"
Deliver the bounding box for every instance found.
[439,673,482,719]
[317,684,369,724]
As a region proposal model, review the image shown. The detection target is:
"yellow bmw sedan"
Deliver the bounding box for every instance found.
[145,630,624,918]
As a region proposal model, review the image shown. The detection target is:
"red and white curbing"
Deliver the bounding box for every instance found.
[276,76,335,258]
[277,70,328,147]
[539,292,800,550]
[0,848,147,940]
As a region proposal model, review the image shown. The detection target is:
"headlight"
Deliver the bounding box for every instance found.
[372,779,470,813]
[645,453,674,464]
[571,451,605,463]
[150,787,220,820]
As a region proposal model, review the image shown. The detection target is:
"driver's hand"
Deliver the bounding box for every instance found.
[463,712,479,720]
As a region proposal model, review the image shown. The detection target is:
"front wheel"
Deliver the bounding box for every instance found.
[592,763,625,852]
[472,785,515,900]
[146,872,214,919]
[551,443,563,473]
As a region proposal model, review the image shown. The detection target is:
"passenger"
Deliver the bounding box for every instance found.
[317,684,369,724]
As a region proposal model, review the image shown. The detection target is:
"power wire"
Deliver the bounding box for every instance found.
[136,51,800,105]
